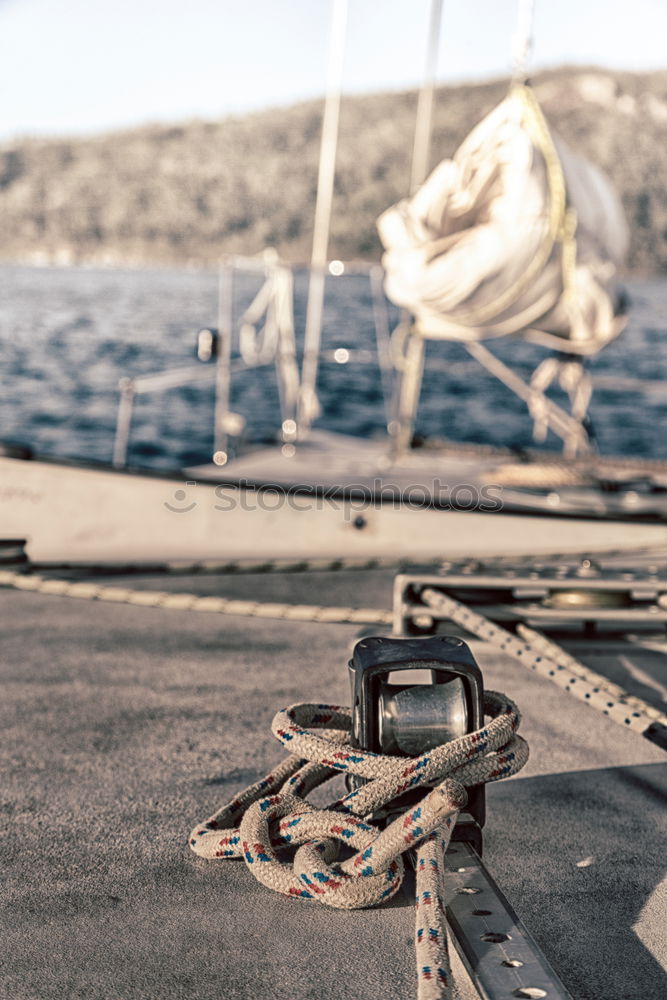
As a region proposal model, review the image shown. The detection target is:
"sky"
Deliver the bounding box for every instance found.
[1,0,667,142]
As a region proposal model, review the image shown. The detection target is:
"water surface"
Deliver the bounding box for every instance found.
[1,265,666,469]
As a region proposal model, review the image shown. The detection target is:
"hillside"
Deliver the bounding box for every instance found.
[1,67,667,272]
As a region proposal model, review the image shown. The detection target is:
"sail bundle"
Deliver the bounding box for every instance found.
[378,86,628,355]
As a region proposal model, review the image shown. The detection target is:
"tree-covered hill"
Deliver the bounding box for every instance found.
[1,66,666,272]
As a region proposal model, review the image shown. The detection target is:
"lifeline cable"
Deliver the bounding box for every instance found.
[189,695,528,1000]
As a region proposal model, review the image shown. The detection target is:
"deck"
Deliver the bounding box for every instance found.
[2,568,665,999]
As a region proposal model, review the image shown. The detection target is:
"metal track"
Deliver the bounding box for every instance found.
[444,841,573,1000]
[393,556,667,751]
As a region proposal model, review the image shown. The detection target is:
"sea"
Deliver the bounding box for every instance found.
[1,263,666,470]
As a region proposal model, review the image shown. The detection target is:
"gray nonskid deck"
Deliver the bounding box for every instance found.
[2,570,665,1000]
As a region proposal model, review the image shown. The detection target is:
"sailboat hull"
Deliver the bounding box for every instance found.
[2,450,666,566]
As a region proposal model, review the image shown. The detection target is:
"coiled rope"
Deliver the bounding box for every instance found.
[189,695,528,1000]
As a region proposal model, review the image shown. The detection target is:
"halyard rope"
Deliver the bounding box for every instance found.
[188,696,529,1000]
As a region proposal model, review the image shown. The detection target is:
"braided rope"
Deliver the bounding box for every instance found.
[189,696,528,1000]
[515,623,667,724]
[0,570,392,625]
[420,588,667,737]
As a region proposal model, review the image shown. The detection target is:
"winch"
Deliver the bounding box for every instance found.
[349,634,485,852]
[344,633,573,1000]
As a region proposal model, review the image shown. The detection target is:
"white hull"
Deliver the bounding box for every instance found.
[2,453,667,566]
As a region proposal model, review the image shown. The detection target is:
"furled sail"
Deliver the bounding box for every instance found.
[377,85,628,355]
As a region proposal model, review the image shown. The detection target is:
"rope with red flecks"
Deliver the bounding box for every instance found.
[189,693,528,1000]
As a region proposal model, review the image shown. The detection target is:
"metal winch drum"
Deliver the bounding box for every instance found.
[348,634,486,850]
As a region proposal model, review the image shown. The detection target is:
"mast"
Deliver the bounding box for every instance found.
[298,0,444,442]
[389,0,444,455]
[297,0,348,436]
[410,0,443,194]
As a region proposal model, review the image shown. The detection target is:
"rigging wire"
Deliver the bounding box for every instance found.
[410,0,444,194]
[512,0,536,83]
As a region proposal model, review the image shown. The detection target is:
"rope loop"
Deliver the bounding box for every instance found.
[189,691,528,998]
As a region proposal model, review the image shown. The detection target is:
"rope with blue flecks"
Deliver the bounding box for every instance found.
[189,694,529,1000]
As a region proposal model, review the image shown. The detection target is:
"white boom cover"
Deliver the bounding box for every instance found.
[377,87,628,354]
